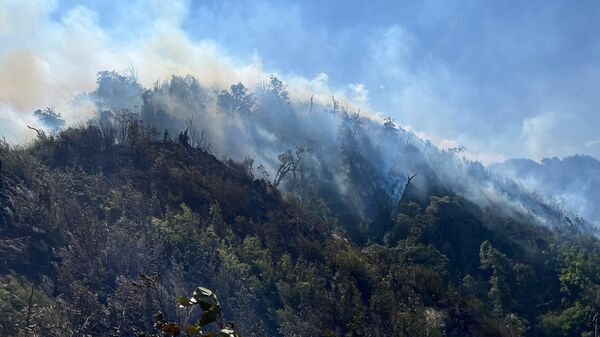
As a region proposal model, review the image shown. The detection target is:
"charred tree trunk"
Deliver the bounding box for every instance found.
[398,173,417,203]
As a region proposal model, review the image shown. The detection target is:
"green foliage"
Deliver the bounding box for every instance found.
[479,240,514,315]
[218,83,256,115]
[538,303,593,337]
[536,236,600,336]
[1,125,600,337]
[157,287,241,337]
[0,276,52,336]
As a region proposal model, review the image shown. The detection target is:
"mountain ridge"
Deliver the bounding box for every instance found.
[491,154,600,227]
[0,72,599,336]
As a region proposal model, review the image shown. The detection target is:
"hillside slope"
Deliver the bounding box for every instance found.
[492,155,600,227]
[1,124,600,337]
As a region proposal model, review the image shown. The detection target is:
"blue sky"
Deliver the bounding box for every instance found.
[2,0,600,162]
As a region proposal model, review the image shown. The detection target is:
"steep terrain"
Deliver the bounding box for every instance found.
[492,155,600,227]
[82,72,587,236]
[0,72,599,337]
[0,123,599,337]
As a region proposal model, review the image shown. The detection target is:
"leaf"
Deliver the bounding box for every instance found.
[191,287,220,310]
[177,295,192,307]
[186,324,202,336]
[218,328,240,337]
[162,323,181,336]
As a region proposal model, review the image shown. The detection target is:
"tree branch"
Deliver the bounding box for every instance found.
[26,125,45,139]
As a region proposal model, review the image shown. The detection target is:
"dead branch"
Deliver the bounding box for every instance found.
[26,125,45,139]
[399,173,417,202]
[23,281,34,337]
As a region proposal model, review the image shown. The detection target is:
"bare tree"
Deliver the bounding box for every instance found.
[273,148,305,188]
[257,164,270,181]
[184,112,196,147]
[22,282,34,337]
[399,173,417,202]
[26,125,46,140]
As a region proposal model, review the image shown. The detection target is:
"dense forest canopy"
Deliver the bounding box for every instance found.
[1,71,599,337]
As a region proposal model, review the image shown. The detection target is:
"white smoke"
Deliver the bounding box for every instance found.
[0,0,377,143]
[0,0,592,232]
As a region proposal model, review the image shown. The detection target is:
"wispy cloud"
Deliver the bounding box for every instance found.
[586,138,600,148]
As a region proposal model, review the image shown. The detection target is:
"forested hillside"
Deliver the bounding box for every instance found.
[492,155,600,228]
[0,121,599,336]
[1,73,599,336]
